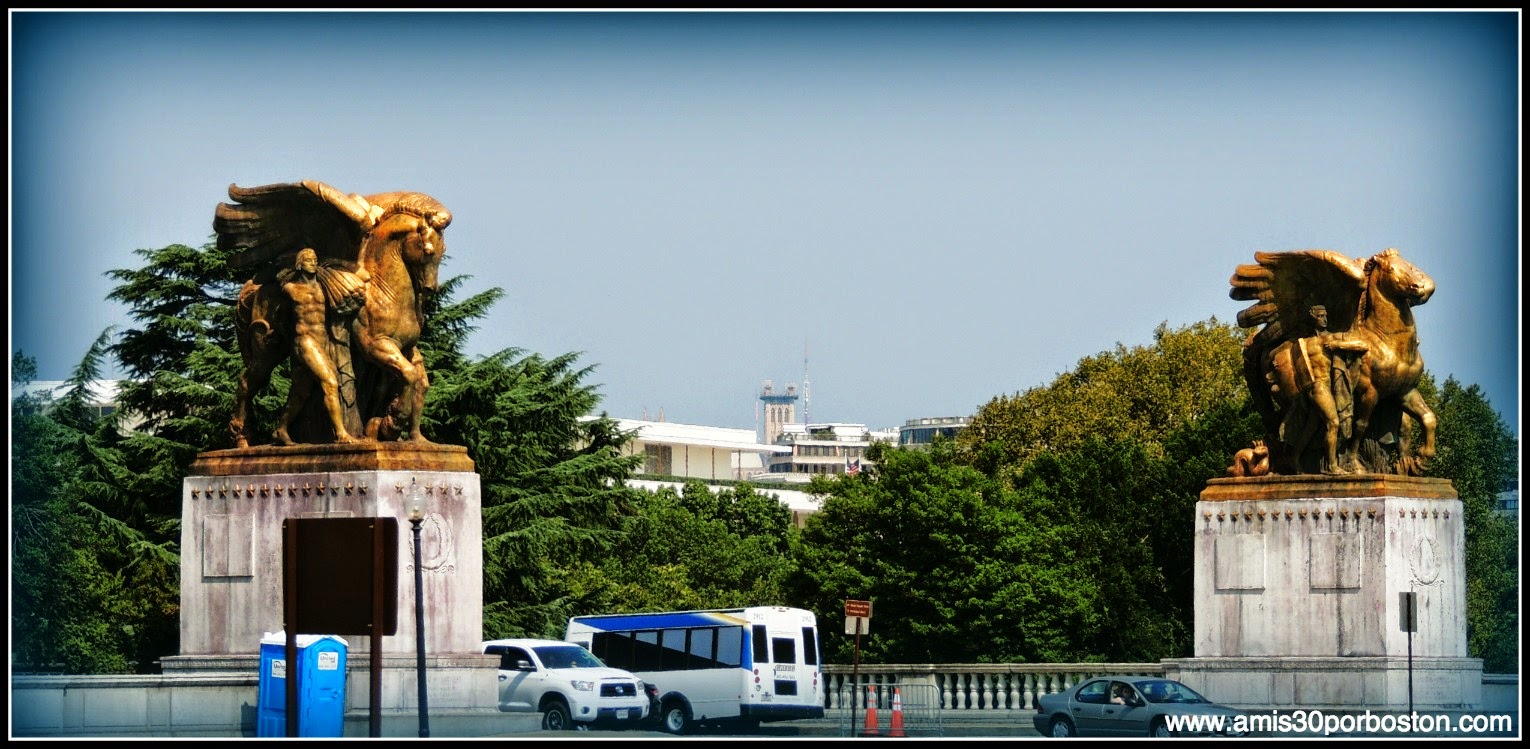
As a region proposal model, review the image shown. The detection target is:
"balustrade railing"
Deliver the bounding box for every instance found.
[821,663,1166,712]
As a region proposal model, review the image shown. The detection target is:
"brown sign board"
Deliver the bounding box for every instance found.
[845,599,872,618]
[283,517,398,636]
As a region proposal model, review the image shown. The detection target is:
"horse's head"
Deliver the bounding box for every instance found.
[393,212,446,292]
[1365,247,1434,308]
[364,194,451,293]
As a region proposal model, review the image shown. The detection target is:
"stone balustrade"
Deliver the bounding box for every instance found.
[15,664,1514,737]
[820,662,1166,711]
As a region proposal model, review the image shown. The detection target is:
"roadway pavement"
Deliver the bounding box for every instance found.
[488,708,1520,740]
[486,711,1043,739]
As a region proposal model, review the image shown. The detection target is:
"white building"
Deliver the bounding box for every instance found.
[13,379,125,415]
[759,422,898,482]
[612,418,789,481]
[12,379,144,432]
[610,417,822,525]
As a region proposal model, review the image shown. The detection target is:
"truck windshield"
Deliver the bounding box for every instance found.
[534,645,605,669]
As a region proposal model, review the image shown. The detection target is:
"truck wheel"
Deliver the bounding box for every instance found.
[541,698,573,731]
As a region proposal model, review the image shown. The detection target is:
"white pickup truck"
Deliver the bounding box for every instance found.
[483,638,651,731]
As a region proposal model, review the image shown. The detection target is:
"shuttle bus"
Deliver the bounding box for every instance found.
[565,606,825,734]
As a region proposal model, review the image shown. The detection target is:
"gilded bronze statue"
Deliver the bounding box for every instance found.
[217,181,451,447]
[1230,248,1437,476]
[1226,440,1271,478]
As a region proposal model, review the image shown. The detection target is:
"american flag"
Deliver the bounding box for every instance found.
[846,458,861,476]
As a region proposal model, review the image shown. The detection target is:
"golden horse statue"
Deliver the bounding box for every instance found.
[216,180,451,447]
[1231,248,1436,476]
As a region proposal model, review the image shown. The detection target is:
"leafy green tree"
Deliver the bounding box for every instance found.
[791,439,1107,664]
[552,480,799,624]
[1423,377,1519,673]
[959,319,1247,477]
[936,320,1261,660]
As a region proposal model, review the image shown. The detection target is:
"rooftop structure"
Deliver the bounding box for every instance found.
[899,415,972,449]
[612,417,790,482]
[760,422,898,483]
[758,379,800,447]
[609,416,817,525]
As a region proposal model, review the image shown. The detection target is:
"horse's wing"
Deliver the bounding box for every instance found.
[214,180,377,270]
[1230,250,1365,341]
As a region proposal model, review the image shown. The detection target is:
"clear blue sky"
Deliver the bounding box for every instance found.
[10,10,1521,439]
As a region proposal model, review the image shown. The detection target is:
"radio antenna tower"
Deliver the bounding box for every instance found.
[802,341,811,425]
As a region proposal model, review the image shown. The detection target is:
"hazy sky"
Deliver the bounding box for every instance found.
[10,10,1521,440]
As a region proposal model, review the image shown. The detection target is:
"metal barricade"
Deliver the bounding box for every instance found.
[841,683,944,738]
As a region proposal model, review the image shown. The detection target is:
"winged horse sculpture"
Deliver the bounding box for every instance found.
[216,180,450,447]
[1230,248,1437,476]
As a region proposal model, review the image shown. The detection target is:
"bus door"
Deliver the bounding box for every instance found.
[751,624,816,703]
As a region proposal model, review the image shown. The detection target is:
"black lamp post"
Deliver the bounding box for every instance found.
[408,478,430,738]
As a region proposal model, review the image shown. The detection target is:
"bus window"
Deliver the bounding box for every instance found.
[717,626,742,668]
[752,625,769,664]
[688,627,715,669]
[635,630,662,671]
[772,637,796,664]
[660,629,687,670]
[802,627,818,666]
[591,631,632,670]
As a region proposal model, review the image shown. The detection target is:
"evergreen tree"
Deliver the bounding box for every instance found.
[11,344,178,673]
[425,343,644,639]
[16,239,647,668]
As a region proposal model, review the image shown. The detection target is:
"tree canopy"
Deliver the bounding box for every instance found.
[12,239,648,669]
[957,319,1248,477]
[11,248,1517,676]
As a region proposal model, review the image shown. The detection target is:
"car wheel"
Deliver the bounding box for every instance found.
[1151,719,1173,738]
[661,701,693,735]
[541,698,573,731]
[1049,716,1076,738]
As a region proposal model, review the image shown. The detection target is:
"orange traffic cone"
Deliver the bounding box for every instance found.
[863,685,879,736]
[889,687,906,737]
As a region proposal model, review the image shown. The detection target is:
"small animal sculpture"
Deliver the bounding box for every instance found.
[1227,440,1271,478]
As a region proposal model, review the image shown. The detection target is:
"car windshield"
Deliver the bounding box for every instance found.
[1137,680,1210,704]
[533,645,606,670]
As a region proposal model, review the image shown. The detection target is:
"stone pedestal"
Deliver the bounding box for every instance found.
[160,442,499,724]
[1165,475,1482,711]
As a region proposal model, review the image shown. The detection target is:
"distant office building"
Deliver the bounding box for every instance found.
[12,379,143,432]
[760,422,898,482]
[607,416,819,525]
[1495,479,1518,521]
[898,415,971,448]
[758,380,800,447]
[13,379,122,416]
[613,418,790,482]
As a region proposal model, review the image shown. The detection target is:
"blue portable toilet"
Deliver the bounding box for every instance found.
[257,631,349,737]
